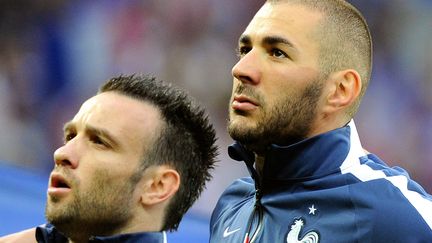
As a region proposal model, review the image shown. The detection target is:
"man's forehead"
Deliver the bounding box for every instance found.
[78,92,159,118]
[240,2,323,56]
[244,2,323,37]
[73,92,162,142]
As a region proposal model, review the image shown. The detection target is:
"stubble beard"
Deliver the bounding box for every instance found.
[228,78,324,154]
[45,169,143,240]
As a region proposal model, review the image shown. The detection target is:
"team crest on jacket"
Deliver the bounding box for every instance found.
[286,218,319,243]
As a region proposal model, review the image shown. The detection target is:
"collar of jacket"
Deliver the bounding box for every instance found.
[228,120,360,184]
[36,224,168,243]
[88,231,167,243]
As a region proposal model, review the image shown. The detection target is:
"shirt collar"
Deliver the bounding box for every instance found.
[36,224,168,243]
[90,231,167,243]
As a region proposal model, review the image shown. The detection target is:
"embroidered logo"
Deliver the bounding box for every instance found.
[286,218,319,243]
[223,226,241,238]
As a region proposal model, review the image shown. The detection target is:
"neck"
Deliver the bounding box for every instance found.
[53,223,92,243]
[308,114,350,138]
[67,233,90,243]
[255,155,265,177]
[252,117,350,177]
[58,217,145,242]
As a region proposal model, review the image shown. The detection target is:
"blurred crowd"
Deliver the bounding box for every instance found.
[0,0,431,217]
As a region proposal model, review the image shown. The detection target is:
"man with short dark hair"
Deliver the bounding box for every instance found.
[1,74,218,242]
[210,0,432,242]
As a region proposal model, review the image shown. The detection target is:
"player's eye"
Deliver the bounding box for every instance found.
[90,135,105,146]
[64,132,76,143]
[270,48,288,58]
[236,46,251,57]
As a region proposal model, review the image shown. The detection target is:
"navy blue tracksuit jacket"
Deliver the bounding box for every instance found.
[210,121,432,242]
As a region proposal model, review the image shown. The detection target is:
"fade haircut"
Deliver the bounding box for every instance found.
[99,74,218,231]
[267,0,373,117]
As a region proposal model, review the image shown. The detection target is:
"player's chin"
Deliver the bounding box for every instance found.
[229,119,255,136]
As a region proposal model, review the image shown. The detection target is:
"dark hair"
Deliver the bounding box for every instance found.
[99,74,218,231]
[267,0,372,117]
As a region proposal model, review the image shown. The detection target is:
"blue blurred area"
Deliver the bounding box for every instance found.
[0,162,209,242]
[0,163,46,234]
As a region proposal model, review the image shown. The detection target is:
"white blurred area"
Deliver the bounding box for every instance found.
[0,0,431,219]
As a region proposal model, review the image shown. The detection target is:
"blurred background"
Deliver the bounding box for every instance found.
[1,0,431,240]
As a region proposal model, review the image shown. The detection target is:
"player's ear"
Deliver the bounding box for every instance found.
[324,69,361,113]
[139,165,180,206]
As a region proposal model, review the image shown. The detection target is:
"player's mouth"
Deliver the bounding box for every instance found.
[232,95,259,111]
[47,173,72,196]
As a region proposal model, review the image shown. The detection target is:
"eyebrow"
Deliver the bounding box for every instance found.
[238,35,252,45]
[239,34,296,49]
[63,121,121,149]
[263,36,295,48]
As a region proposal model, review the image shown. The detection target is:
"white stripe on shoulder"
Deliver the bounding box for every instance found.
[340,120,432,230]
[385,175,432,229]
[340,120,367,172]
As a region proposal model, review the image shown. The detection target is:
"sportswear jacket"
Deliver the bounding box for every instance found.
[36,224,167,243]
[210,121,432,242]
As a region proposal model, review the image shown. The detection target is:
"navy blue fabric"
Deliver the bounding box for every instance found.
[210,124,432,242]
[36,224,165,243]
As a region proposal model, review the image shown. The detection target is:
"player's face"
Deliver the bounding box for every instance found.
[228,3,326,150]
[46,92,162,237]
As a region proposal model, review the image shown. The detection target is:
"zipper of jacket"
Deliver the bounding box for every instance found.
[243,188,264,243]
[228,142,265,243]
[243,161,264,243]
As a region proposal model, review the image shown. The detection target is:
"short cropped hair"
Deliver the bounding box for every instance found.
[99,74,218,231]
[267,0,372,117]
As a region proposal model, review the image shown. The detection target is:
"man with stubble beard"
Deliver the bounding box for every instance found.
[210,0,432,242]
[1,74,217,243]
